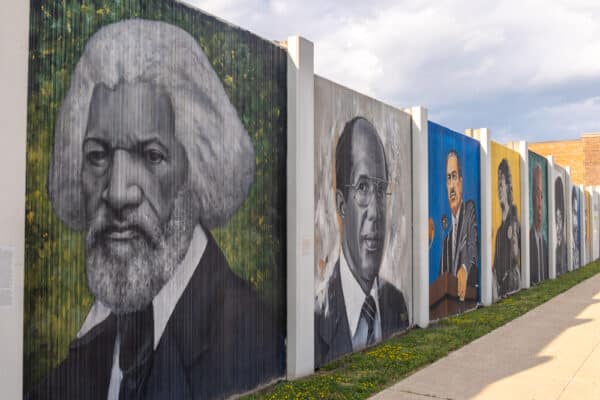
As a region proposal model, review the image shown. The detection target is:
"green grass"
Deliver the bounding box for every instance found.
[243,260,600,400]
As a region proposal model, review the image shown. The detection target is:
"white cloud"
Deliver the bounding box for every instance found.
[182,0,600,139]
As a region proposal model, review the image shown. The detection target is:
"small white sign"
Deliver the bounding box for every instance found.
[0,247,14,307]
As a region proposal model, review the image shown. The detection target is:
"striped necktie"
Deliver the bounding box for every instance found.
[360,295,377,345]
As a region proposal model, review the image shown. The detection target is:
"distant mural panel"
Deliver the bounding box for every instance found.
[314,76,412,367]
[428,122,481,320]
[491,142,521,300]
[571,186,582,270]
[554,165,569,276]
[528,151,549,284]
[24,3,287,399]
[585,191,592,258]
[595,192,600,261]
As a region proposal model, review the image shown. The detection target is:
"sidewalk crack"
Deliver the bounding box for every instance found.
[397,389,455,399]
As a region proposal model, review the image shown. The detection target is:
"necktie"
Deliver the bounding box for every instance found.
[360,295,377,346]
[117,305,154,400]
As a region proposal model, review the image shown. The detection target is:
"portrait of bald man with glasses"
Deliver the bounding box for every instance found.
[314,117,408,366]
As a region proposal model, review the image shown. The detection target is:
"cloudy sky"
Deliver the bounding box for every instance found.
[184,0,600,143]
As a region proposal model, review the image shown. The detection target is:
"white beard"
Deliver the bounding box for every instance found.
[85,185,197,314]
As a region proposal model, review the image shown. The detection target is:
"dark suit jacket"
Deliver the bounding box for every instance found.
[556,241,567,276]
[439,200,478,288]
[27,231,284,400]
[314,259,409,368]
[529,227,548,284]
[493,205,521,297]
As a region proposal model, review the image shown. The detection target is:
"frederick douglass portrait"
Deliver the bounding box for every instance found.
[28,20,282,400]
[314,117,408,367]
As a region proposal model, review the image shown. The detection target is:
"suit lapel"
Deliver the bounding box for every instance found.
[149,231,224,397]
[451,203,465,274]
[318,260,352,361]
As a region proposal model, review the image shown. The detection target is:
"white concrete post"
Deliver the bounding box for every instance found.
[565,167,573,272]
[0,1,29,398]
[580,185,587,265]
[286,36,315,378]
[409,107,429,328]
[518,141,530,288]
[479,129,493,306]
[547,156,556,279]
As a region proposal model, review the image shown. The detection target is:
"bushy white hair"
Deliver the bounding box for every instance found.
[49,19,255,230]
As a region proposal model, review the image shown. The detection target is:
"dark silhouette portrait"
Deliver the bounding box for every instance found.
[555,177,567,275]
[28,20,282,400]
[572,187,580,269]
[493,159,521,297]
[439,150,478,300]
[529,165,548,284]
[314,117,408,367]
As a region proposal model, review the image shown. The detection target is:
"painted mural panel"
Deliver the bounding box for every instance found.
[554,166,568,276]
[528,151,549,284]
[595,192,600,261]
[491,142,521,300]
[571,186,582,270]
[428,122,480,320]
[24,3,287,399]
[314,76,412,367]
[585,191,592,258]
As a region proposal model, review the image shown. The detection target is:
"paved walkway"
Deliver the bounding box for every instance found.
[370,273,600,400]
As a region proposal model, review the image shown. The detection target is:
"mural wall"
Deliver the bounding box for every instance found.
[571,186,582,270]
[554,166,569,276]
[595,191,600,261]
[24,3,287,399]
[491,142,521,300]
[428,122,480,320]
[314,76,412,367]
[585,191,592,259]
[528,151,549,284]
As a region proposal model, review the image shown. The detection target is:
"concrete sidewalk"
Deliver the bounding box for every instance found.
[370,273,600,400]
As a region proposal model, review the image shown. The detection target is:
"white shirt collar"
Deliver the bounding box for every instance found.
[77,225,208,349]
[339,250,380,338]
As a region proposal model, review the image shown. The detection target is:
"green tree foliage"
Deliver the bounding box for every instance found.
[25,0,287,391]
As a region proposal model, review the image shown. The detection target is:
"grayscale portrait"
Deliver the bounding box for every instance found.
[529,163,548,284]
[572,187,581,270]
[27,19,283,400]
[493,159,521,297]
[555,175,567,276]
[314,77,412,368]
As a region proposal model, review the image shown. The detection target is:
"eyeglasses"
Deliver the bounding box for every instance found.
[345,176,391,207]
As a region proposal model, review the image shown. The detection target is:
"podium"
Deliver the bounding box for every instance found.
[429,272,478,320]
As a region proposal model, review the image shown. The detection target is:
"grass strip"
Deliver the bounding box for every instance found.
[243,260,600,400]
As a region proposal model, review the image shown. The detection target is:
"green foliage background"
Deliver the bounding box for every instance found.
[25,0,287,391]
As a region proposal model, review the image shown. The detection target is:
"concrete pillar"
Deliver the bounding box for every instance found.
[0,1,29,398]
[547,156,556,279]
[286,36,315,378]
[409,107,429,328]
[518,141,530,288]
[479,129,493,306]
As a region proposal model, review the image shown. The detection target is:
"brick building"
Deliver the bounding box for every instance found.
[529,132,600,186]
